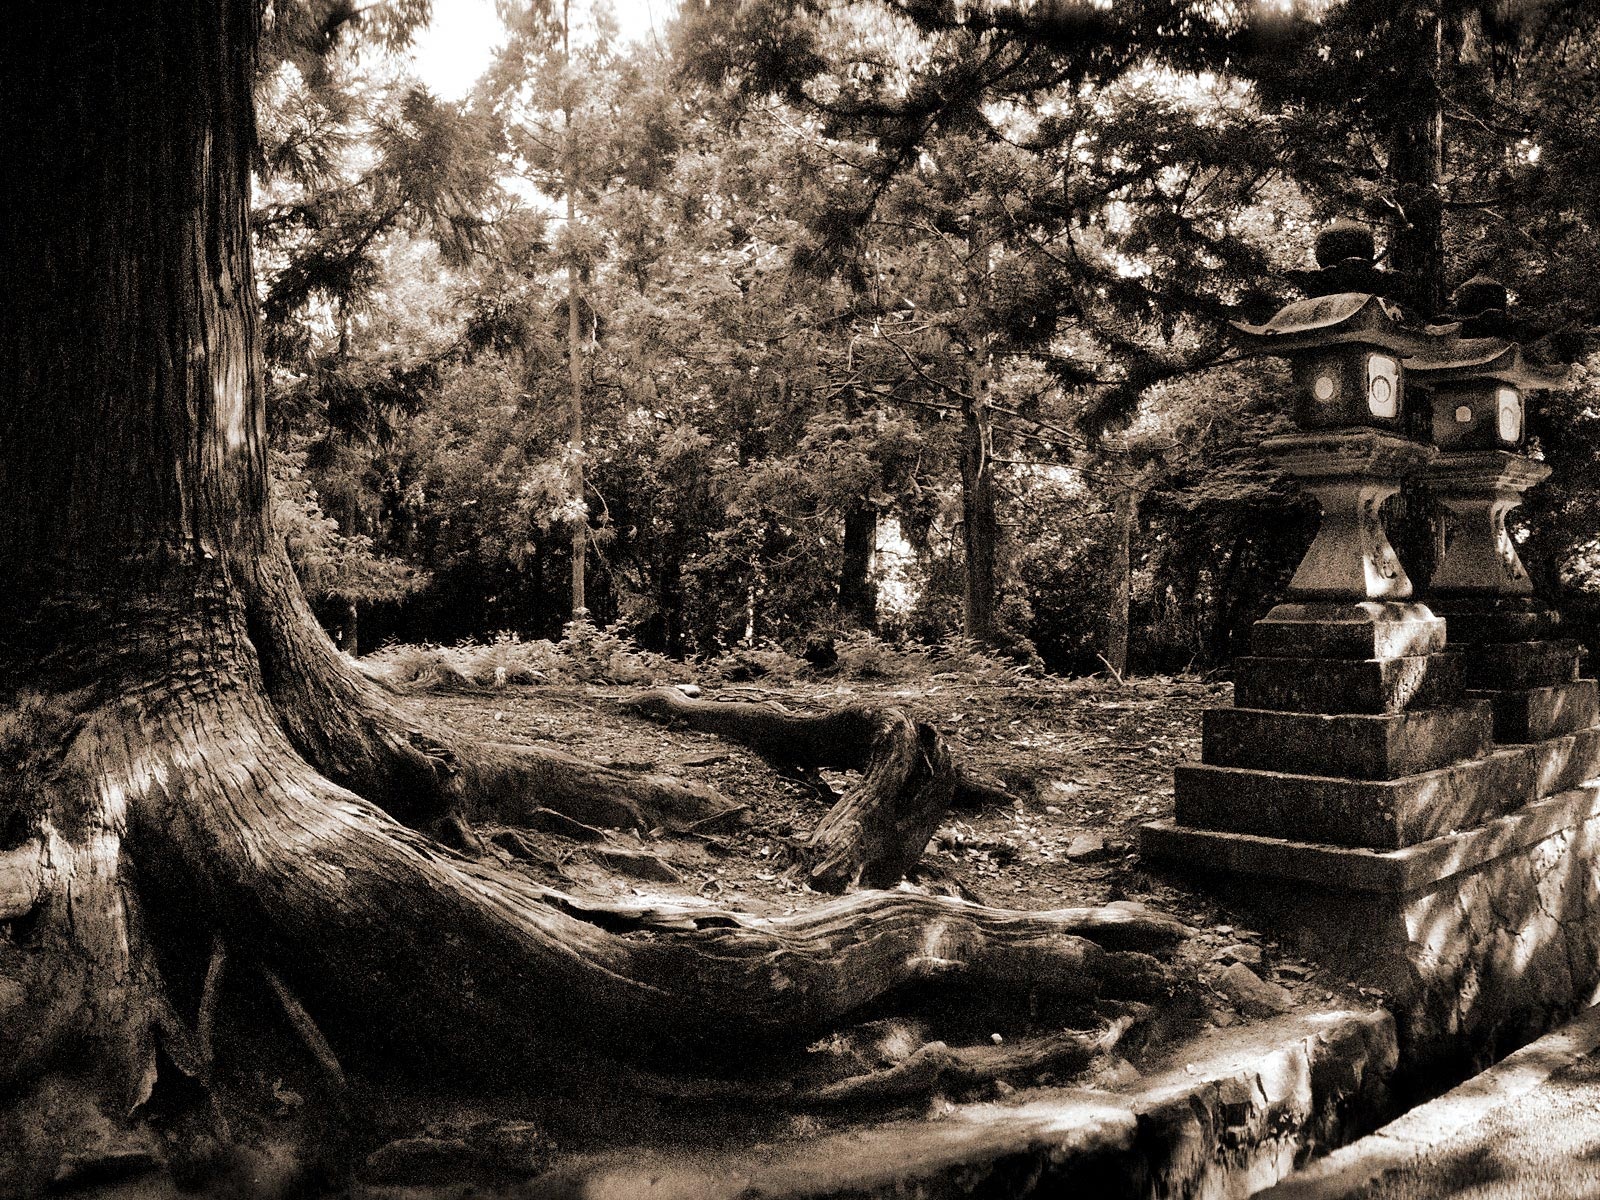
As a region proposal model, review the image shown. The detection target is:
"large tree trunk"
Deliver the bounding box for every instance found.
[0,4,1190,1190]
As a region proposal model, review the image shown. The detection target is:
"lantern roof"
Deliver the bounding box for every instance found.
[1230,292,1420,356]
[1404,332,1569,391]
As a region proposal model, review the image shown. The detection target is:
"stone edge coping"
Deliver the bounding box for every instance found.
[1254,1001,1600,1200]
[1142,779,1600,896]
[547,1009,1395,1200]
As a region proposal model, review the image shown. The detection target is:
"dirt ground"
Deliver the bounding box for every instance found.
[417,672,1362,1038]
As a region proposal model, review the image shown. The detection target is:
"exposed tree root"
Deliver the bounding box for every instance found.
[1,578,1194,1190]
[261,964,347,1094]
[623,1015,1136,1106]
[243,553,743,837]
[623,688,964,890]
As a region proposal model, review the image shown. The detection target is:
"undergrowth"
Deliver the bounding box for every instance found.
[364,624,1047,691]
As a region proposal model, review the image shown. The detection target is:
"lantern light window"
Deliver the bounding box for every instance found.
[1367,355,1399,419]
[1497,386,1522,443]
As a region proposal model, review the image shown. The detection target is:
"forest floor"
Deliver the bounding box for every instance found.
[83,667,1386,1199]
[415,669,1367,1047]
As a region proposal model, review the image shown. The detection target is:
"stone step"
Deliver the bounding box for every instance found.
[1202,703,1493,781]
[1477,679,1600,744]
[1464,639,1582,691]
[1436,604,1564,646]
[1233,652,1465,715]
[1173,726,1600,850]
[1143,784,1600,895]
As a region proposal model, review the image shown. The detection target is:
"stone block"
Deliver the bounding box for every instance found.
[1148,771,1600,895]
[1173,748,1541,850]
[1144,793,1600,1070]
[1527,724,1600,797]
[1478,680,1600,743]
[1435,600,1563,646]
[1233,652,1465,715]
[1201,704,1493,780]
[1250,602,1447,660]
[1463,639,1581,690]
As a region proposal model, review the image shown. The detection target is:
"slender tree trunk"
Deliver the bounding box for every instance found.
[958,363,998,644]
[839,504,878,628]
[563,0,587,619]
[567,220,587,618]
[1104,487,1137,677]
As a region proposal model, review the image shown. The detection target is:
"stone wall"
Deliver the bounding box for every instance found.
[1150,784,1600,1072]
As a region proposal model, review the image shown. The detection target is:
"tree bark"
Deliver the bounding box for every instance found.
[839,503,879,628]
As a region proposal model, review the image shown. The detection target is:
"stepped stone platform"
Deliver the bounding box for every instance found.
[1431,597,1598,743]
[1175,726,1600,849]
[1146,595,1600,1062]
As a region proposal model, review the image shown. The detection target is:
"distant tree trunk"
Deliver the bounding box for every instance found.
[839,504,878,628]
[1389,6,1446,316]
[1104,488,1137,677]
[336,597,360,655]
[958,366,998,645]
[562,0,587,619]
[1207,531,1250,666]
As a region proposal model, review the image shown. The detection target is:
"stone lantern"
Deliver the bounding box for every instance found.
[1229,224,1438,613]
[1407,279,1582,740]
[1142,228,1600,1069]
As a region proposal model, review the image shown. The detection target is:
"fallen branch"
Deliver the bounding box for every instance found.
[261,965,347,1094]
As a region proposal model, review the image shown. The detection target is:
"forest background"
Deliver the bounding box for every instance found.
[263,0,1600,680]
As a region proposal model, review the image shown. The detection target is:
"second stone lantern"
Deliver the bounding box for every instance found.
[1408,278,1585,741]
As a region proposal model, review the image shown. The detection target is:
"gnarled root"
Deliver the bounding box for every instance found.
[623,688,958,890]
[243,552,742,836]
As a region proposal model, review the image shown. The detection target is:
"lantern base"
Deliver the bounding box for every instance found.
[1251,601,1445,660]
[1266,430,1436,602]
[1429,595,1594,742]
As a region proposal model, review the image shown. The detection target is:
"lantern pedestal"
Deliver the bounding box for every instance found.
[1427,451,1548,597]
[1424,451,1595,742]
[1167,428,1509,852]
[1266,431,1435,601]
